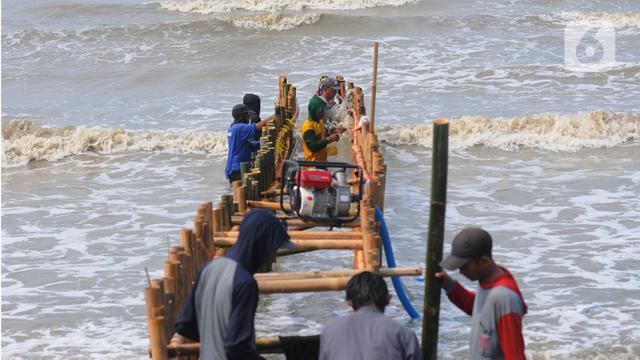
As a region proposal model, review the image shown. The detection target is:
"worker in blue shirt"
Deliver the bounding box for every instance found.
[225,104,275,182]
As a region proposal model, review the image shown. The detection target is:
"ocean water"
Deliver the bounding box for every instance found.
[2,0,640,359]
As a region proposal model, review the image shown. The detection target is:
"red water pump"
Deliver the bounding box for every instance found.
[280,160,363,222]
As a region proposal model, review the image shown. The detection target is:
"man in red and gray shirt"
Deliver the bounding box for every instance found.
[436,228,527,360]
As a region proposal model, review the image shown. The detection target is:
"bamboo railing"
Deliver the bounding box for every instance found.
[144,74,418,359]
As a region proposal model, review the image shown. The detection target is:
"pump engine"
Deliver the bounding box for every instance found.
[280,160,363,222]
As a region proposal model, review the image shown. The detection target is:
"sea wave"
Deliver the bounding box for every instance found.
[3,111,638,167]
[218,13,322,31]
[1,120,227,168]
[159,0,417,13]
[158,0,417,30]
[546,11,640,29]
[377,111,640,152]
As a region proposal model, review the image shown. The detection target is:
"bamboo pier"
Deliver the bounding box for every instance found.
[143,71,422,358]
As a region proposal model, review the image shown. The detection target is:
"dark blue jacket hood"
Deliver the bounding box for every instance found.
[225,209,289,274]
[243,94,261,116]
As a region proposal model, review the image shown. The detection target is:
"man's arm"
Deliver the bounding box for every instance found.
[497,313,526,360]
[249,140,261,151]
[224,278,264,360]
[174,261,212,341]
[303,129,335,152]
[436,271,475,315]
[495,291,526,359]
[255,114,276,130]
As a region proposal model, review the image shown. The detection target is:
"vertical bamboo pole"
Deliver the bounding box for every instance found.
[422,118,449,360]
[278,75,286,106]
[336,75,346,98]
[145,286,168,360]
[149,317,168,360]
[205,202,214,246]
[370,42,379,134]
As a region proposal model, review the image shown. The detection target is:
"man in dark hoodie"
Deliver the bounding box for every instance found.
[243,94,263,142]
[436,228,527,360]
[225,104,274,182]
[175,209,296,360]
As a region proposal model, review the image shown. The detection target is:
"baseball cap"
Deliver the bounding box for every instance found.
[320,77,340,91]
[232,104,250,121]
[440,228,493,270]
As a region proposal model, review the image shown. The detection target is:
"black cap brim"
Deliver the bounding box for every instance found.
[439,254,469,270]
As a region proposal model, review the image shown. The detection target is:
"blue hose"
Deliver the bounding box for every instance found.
[375,206,421,319]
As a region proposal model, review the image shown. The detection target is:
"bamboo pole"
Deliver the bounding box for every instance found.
[205,202,213,245]
[215,231,362,239]
[422,118,449,360]
[370,41,379,134]
[258,276,351,294]
[246,200,291,212]
[278,75,286,106]
[230,216,360,228]
[149,317,169,360]
[214,238,362,250]
[166,337,284,357]
[254,267,422,281]
[355,249,365,270]
[336,75,346,98]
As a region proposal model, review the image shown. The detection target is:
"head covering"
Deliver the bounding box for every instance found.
[440,228,493,270]
[308,95,328,122]
[225,209,296,274]
[320,77,340,91]
[232,104,250,123]
[243,94,261,116]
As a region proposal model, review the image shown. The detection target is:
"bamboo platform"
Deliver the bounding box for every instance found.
[143,73,422,359]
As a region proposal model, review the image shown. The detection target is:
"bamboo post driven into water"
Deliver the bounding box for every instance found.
[369,41,379,134]
[422,118,450,360]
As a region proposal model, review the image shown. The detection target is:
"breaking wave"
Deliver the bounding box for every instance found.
[158,0,417,30]
[1,120,227,168]
[159,0,417,13]
[3,111,638,167]
[218,13,322,31]
[548,11,640,29]
[377,111,640,152]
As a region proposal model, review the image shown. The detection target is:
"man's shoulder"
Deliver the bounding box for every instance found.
[486,286,525,313]
[374,314,415,334]
[323,313,351,330]
[229,122,254,131]
[301,119,316,131]
[231,263,256,286]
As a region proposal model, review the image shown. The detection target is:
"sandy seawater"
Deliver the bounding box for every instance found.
[2,140,639,358]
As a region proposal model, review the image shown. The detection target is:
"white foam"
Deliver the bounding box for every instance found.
[159,0,418,13]
[1,120,228,168]
[551,11,640,29]
[219,12,322,31]
[377,111,640,152]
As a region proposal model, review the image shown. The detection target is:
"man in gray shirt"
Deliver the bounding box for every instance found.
[175,209,297,360]
[319,272,422,360]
